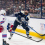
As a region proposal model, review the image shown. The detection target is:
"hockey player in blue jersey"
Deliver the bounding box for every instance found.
[8,10,30,39]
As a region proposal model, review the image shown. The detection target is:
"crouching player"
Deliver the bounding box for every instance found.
[8,10,30,39]
[0,10,9,45]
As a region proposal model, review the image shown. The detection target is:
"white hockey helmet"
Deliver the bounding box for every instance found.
[21,10,25,14]
[0,10,6,15]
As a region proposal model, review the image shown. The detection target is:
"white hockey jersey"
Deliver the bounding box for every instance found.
[0,15,5,24]
[0,15,7,35]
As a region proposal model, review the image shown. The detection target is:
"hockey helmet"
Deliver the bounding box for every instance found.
[21,10,25,14]
[0,10,6,15]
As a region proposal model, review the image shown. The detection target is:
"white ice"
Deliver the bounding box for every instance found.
[0,32,45,45]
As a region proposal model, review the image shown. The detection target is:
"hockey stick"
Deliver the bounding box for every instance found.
[15,32,43,42]
[28,26,45,36]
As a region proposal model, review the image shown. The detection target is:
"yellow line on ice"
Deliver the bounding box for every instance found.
[15,28,45,39]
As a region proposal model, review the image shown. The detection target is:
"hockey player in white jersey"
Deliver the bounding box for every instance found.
[0,10,9,45]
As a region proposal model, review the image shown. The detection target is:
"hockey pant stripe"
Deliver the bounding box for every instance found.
[2,34,7,38]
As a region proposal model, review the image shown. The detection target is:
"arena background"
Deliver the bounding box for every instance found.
[0,0,45,18]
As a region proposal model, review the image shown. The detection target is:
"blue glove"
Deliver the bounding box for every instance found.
[7,23,10,30]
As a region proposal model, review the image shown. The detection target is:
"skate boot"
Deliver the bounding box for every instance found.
[27,34,32,39]
[26,31,32,39]
[3,39,6,45]
[8,37,11,40]
[27,34,29,39]
[3,39,9,45]
[9,30,15,40]
[26,31,29,38]
[6,43,9,45]
[8,33,13,40]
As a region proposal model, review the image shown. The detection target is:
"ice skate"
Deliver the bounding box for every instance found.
[3,39,9,45]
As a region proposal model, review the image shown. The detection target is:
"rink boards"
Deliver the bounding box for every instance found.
[6,16,45,39]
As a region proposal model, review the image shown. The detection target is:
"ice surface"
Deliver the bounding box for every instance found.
[0,32,45,45]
